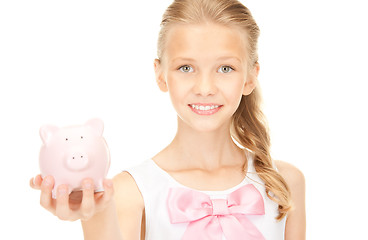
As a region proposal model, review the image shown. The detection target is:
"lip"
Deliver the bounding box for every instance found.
[188,103,223,115]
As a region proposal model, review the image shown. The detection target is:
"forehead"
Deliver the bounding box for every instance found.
[164,22,248,63]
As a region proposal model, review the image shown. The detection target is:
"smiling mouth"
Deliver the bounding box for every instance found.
[188,103,223,115]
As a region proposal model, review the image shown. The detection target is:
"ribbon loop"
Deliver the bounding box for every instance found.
[167,184,266,240]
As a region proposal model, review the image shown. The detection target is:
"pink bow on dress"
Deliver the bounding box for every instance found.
[167,184,266,240]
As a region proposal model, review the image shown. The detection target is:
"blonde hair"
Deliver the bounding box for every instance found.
[157,0,292,220]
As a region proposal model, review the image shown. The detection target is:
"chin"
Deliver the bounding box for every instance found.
[187,121,230,133]
[177,112,232,133]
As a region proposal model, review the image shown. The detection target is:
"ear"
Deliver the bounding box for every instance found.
[243,62,260,96]
[85,118,104,136]
[39,125,59,145]
[154,59,168,92]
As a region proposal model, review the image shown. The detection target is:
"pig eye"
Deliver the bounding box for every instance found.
[81,136,83,139]
[65,138,68,141]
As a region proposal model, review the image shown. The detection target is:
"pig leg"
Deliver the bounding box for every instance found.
[52,188,57,199]
[51,180,61,199]
[94,179,104,193]
[51,184,59,199]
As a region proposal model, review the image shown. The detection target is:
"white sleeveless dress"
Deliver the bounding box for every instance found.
[124,150,286,239]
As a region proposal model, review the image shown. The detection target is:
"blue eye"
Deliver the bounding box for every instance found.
[218,65,234,73]
[179,65,193,73]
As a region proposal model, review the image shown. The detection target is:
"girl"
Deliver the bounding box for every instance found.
[31,0,306,239]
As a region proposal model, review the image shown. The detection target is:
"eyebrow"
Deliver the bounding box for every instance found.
[216,56,242,63]
[171,56,242,63]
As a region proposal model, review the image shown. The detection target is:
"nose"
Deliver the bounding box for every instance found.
[193,72,217,96]
[65,151,89,171]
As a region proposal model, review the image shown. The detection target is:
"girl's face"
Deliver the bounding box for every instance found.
[154,22,258,132]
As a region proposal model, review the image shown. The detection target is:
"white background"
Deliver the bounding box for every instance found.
[1,0,367,239]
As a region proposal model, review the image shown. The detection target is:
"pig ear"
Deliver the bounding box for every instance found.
[39,125,59,145]
[85,118,104,136]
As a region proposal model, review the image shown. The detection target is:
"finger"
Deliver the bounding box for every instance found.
[30,174,43,189]
[30,177,36,189]
[55,184,72,221]
[80,178,95,220]
[97,179,114,208]
[40,176,55,212]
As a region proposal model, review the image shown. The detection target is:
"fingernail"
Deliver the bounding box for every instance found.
[44,176,51,186]
[58,186,67,195]
[83,180,93,189]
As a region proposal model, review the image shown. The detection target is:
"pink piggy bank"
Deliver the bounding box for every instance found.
[39,118,110,198]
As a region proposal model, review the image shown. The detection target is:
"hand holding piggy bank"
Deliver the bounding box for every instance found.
[39,118,111,198]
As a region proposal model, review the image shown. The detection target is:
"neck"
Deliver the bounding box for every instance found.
[166,118,246,171]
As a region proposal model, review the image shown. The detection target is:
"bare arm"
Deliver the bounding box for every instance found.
[81,171,144,240]
[113,171,145,239]
[80,197,123,240]
[275,160,306,240]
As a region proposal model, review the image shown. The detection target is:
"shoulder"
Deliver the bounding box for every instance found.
[274,160,306,239]
[113,171,144,209]
[112,171,145,239]
[274,160,305,189]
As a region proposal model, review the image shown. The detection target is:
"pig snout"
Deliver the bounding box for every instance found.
[65,151,89,171]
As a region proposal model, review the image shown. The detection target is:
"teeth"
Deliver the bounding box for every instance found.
[190,104,219,110]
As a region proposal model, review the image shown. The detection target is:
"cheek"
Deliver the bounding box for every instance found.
[166,78,184,111]
[221,76,246,97]
[166,73,190,100]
